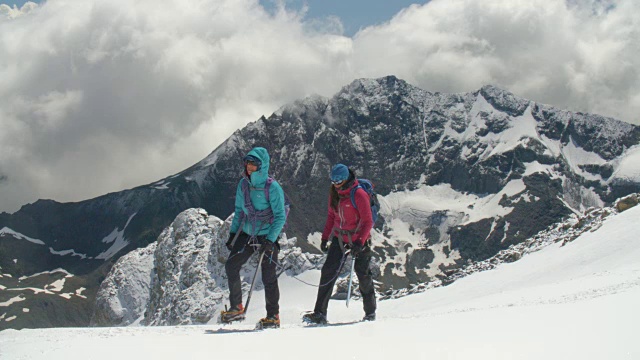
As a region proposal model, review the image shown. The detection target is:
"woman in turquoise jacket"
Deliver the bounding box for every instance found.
[221,147,286,329]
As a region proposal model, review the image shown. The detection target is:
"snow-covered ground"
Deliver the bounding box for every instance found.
[2,206,639,360]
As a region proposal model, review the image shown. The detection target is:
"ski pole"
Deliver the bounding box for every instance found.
[345,255,356,308]
[243,250,265,315]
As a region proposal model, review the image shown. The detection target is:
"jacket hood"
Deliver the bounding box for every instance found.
[246,147,270,187]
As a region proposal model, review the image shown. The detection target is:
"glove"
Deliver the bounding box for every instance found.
[350,242,364,257]
[320,240,329,253]
[258,236,274,253]
[226,233,236,251]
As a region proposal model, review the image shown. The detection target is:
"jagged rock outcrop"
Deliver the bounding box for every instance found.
[91,243,156,326]
[143,209,227,325]
[92,208,323,326]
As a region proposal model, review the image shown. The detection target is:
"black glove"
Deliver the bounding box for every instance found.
[226,233,236,251]
[258,236,274,253]
[350,242,364,257]
[320,240,329,253]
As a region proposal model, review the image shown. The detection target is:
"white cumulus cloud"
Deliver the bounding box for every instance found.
[0,0,638,213]
[353,0,640,123]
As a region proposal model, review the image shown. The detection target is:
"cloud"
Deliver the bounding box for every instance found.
[352,0,640,123]
[0,0,354,212]
[0,0,638,213]
[0,2,38,19]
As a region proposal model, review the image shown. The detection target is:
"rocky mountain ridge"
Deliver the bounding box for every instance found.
[2,75,640,329]
[380,192,640,300]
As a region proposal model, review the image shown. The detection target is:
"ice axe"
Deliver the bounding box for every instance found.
[345,254,356,308]
[243,249,265,316]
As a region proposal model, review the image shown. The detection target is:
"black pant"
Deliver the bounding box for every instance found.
[313,237,376,316]
[225,232,280,317]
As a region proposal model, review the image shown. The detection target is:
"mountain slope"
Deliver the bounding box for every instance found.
[87,192,638,327]
[2,198,639,360]
[1,75,639,329]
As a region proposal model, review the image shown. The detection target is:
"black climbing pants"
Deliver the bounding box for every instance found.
[225,232,280,317]
[313,237,376,316]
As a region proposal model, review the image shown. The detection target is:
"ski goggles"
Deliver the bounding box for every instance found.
[244,159,260,167]
[331,179,346,185]
[243,155,262,170]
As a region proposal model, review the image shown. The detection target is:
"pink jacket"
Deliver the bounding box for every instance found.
[321,179,373,246]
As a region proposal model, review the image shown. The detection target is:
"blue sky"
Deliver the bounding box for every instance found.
[260,0,424,36]
[2,0,28,6]
[4,0,424,37]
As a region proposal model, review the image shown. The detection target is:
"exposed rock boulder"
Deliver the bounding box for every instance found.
[91,243,156,326]
[143,209,227,325]
[616,193,639,212]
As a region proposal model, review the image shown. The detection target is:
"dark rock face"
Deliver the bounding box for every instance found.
[2,76,639,329]
[381,195,638,301]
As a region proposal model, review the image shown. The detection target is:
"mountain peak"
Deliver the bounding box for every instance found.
[342,75,415,96]
[479,84,512,94]
[477,84,530,117]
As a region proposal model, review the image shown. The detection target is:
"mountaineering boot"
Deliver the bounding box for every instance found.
[220,304,245,323]
[257,314,280,329]
[362,313,376,322]
[302,311,327,325]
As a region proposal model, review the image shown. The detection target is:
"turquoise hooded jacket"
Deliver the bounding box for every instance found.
[230,147,286,242]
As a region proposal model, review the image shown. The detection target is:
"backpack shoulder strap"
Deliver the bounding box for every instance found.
[264,177,274,202]
[240,177,254,216]
[244,177,274,202]
[350,185,363,209]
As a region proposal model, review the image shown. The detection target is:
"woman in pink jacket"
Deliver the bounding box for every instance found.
[303,164,377,324]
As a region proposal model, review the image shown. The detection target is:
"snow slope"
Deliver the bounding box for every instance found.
[1,206,639,359]
[610,145,640,183]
